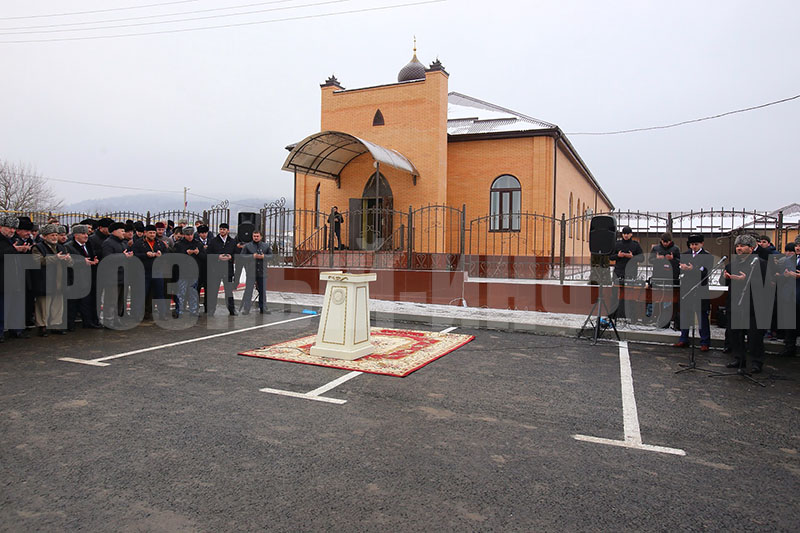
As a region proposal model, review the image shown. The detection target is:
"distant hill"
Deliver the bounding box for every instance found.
[62,193,292,222]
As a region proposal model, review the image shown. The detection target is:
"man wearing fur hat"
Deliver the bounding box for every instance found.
[723,234,768,374]
[777,235,800,357]
[132,224,169,321]
[13,216,36,328]
[100,222,134,327]
[207,222,239,316]
[674,234,713,351]
[90,217,114,260]
[174,225,204,316]
[65,225,101,330]
[30,224,72,336]
[1,215,31,340]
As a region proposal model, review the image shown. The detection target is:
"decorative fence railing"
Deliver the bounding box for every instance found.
[4,205,796,282]
[2,203,231,231]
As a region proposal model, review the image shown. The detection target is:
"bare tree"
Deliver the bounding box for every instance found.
[0,160,64,212]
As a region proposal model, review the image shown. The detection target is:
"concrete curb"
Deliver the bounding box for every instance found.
[265,301,790,354]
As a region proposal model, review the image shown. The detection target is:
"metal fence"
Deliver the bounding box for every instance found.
[5,205,796,283]
[2,202,231,231]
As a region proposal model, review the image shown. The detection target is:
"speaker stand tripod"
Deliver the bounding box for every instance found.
[675,325,718,375]
[579,280,620,345]
[675,276,717,375]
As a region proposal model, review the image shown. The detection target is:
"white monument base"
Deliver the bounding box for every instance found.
[310,271,377,361]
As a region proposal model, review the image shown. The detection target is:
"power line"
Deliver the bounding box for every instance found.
[0,0,202,21]
[187,192,262,210]
[0,0,295,31]
[567,93,800,136]
[0,0,349,35]
[0,0,445,43]
[36,174,183,194]
[26,172,265,209]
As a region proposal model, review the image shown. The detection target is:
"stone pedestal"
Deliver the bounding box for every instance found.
[310,271,377,360]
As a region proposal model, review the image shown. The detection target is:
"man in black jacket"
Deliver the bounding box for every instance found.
[724,234,769,374]
[65,224,102,330]
[240,230,271,315]
[778,237,800,357]
[194,225,211,313]
[610,226,644,321]
[674,234,713,350]
[649,233,681,328]
[89,217,113,260]
[100,222,134,328]
[1,215,30,340]
[174,226,205,316]
[206,223,239,316]
[132,224,169,321]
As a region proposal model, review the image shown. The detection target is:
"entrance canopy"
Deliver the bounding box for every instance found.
[282,131,419,182]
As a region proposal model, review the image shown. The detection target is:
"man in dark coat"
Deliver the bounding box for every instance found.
[240,230,271,315]
[100,222,134,327]
[173,226,205,317]
[89,217,113,260]
[206,223,239,316]
[14,216,36,328]
[674,234,713,350]
[194,225,211,313]
[649,232,681,328]
[778,237,800,357]
[724,234,769,374]
[132,224,169,321]
[610,225,644,320]
[611,226,644,281]
[755,235,779,261]
[1,215,30,340]
[65,224,102,330]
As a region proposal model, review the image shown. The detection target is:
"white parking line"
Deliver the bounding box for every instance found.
[57,315,316,367]
[259,326,459,404]
[573,340,686,456]
[261,371,362,405]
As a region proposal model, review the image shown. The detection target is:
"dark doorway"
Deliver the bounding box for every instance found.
[348,172,393,250]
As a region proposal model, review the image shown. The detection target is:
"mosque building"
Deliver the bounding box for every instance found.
[282,46,613,258]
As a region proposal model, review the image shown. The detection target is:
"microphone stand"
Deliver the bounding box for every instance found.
[675,259,719,375]
[710,256,765,387]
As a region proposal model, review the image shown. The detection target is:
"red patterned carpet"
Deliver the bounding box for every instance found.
[239,328,474,377]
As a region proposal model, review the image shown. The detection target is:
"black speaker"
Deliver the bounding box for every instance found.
[238,211,260,227]
[237,222,255,243]
[589,215,616,255]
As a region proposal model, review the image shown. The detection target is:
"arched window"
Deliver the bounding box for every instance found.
[362,172,392,198]
[490,175,521,231]
[373,109,385,126]
[314,183,321,228]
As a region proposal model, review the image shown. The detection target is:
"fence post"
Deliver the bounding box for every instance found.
[776,210,784,252]
[146,211,151,225]
[407,206,413,270]
[559,213,566,285]
[460,204,466,268]
[667,212,673,234]
[328,207,335,268]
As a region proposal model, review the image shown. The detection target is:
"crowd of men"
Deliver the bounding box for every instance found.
[0,215,272,342]
[611,226,800,374]
[2,214,798,375]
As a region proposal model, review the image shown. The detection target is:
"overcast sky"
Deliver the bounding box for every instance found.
[1,0,798,212]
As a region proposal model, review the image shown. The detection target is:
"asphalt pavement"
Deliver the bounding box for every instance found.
[1,312,799,532]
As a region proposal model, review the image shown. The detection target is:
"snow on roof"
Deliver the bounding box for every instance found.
[611,209,798,233]
[447,92,555,136]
